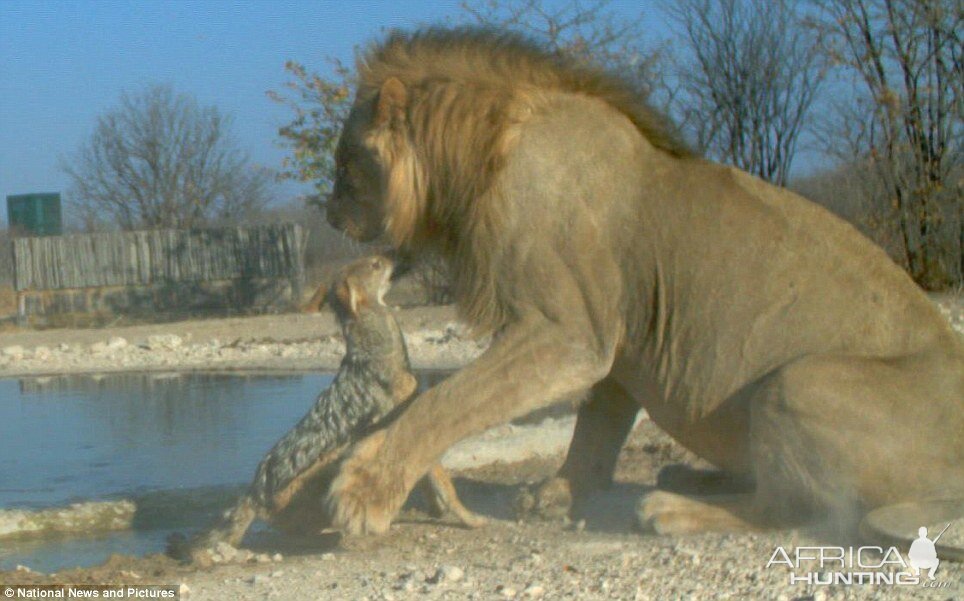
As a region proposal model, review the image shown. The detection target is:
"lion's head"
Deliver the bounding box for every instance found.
[326,76,425,247]
[326,27,692,332]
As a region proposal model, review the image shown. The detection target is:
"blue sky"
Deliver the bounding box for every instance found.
[0,0,672,223]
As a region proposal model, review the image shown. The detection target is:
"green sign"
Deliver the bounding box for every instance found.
[7,193,62,236]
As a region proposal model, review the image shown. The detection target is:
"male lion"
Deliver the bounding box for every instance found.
[323,27,964,553]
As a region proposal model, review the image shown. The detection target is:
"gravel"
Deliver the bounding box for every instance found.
[166,518,961,600]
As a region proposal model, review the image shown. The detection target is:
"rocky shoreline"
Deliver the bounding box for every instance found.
[0,294,959,381]
[0,308,487,379]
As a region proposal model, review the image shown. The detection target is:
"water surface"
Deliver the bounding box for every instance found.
[0,372,334,572]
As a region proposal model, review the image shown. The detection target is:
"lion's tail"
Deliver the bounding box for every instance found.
[859,499,964,562]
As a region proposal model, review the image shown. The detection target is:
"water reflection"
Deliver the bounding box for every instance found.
[0,372,334,510]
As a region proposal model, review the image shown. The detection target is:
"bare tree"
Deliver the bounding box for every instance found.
[461,0,675,100]
[63,84,271,230]
[462,1,640,64]
[664,0,826,186]
[810,0,962,289]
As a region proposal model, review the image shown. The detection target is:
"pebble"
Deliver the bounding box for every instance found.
[272,552,284,562]
[255,554,272,563]
[433,565,464,583]
[522,584,544,598]
[248,574,270,585]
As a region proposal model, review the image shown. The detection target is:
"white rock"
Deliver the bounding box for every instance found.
[272,552,283,562]
[33,346,51,360]
[522,584,545,598]
[2,345,24,359]
[106,337,128,350]
[436,565,464,583]
[178,583,190,598]
[146,334,183,350]
[214,541,238,562]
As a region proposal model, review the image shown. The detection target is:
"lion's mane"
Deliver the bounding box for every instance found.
[357,27,692,333]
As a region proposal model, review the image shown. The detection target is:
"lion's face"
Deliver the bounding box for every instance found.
[326,105,390,243]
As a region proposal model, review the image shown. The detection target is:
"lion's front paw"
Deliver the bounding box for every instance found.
[324,431,408,536]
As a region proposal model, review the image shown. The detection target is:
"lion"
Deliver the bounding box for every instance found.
[322,27,964,556]
[169,255,482,562]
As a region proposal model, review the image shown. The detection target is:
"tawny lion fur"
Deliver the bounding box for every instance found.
[324,27,964,553]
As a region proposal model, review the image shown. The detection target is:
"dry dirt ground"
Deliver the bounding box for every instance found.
[1,298,962,599]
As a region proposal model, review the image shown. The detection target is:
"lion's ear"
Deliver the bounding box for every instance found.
[375,76,407,128]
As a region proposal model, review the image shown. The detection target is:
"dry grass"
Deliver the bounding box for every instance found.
[0,285,22,333]
[0,285,17,316]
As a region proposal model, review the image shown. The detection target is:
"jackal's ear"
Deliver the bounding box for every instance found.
[335,277,360,317]
[375,76,407,128]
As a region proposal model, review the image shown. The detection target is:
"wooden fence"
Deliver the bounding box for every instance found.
[12,224,306,319]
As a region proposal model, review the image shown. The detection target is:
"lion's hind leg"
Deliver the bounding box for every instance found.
[637,353,959,535]
[636,490,764,534]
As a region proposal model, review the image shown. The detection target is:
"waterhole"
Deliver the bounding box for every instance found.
[0,372,350,572]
